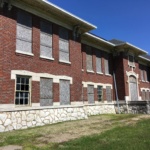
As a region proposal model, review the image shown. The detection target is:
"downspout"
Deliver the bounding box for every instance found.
[113,51,120,114]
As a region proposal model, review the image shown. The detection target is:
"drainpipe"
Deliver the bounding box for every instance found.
[113,72,120,114]
[113,51,120,114]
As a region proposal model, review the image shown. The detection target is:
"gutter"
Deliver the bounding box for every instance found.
[115,42,147,54]
[85,32,115,46]
[42,0,97,30]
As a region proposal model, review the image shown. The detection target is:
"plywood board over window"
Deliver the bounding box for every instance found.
[87,85,95,104]
[40,21,52,58]
[59,27,69,62]
[104,54,110,75]
[86,46,93,71]
[16,11,32,53]
[60,80,70,105]
[40,78,53,106]
[96,50,102,73]
[106,86,112,102]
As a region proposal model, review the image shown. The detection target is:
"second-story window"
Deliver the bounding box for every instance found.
[128,55,135,67]
[59,27,69,62]
[86,46,93,71]
[16,11,32,54]
[104,54,110,75]
[96,50,102,73]
[40,21,53,59]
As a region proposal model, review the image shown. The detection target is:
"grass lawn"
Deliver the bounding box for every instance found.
[0,114,150,150]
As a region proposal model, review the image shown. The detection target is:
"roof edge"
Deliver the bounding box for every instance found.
[84,32,115,46]
[42,0,97,30]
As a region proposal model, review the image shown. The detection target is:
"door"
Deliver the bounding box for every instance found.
[129,76,138,101]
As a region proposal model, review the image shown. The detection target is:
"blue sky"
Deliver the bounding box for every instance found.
[48,0,150,53]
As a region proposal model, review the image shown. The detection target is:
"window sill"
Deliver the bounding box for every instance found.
[87,70,94,73]
[59,60,71,64]
[16,50,34,56]
[97,72,103,75]
[40,56,54,61]
[105,74,111,76]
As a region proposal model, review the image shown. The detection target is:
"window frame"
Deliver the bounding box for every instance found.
[40,20,54,60]
[104,53,111,75]
[97,86,103,101]
[86,46,94,72]
[128,55,135,68]
[16,10,33,56]
[59,27,70,64]
[15,75,31,106]
[96,50,102,74]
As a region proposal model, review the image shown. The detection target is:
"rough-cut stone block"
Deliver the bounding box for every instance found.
[0,125,5,132]
[4,119,11,126]
[0,114,7,123]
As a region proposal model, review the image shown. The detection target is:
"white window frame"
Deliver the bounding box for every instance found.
[97,86,103,101]
[15,75,31,106]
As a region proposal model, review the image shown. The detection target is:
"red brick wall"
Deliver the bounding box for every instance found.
[81,44,114,101]
[0,6,82,104]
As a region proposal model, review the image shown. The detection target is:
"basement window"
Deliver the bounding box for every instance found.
[15,76,30,105]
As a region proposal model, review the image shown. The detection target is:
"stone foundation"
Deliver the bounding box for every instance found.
[0,104,116,132]
[115,101,150,114]
[0,101,150,132]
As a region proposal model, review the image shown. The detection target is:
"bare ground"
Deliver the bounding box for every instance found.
[0,114,150,150]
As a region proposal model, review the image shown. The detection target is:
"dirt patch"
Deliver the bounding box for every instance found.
[0,145,22,150]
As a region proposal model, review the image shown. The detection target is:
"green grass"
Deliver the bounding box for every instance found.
[0,114,149,150]
[53,119,150,150]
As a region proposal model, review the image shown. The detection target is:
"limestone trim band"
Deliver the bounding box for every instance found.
[11,70,73,84]
[82,81,113,89]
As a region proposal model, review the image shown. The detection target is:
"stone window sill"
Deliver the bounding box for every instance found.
[16,50,34,56]
[97,72,103,75]
[105,74,111,76]
[59,60,71,64]
[87,70,94,73]
[40,56,54,61]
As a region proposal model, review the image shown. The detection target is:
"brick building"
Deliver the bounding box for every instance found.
[0,0,150,132]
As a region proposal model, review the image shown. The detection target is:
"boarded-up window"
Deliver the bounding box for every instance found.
[106,86,112,102]
[40,21,52,58]
[146,91,149,100]
[141,69,144,81]
[128,55,135,67]
[145,68,148,82]
[40,78,53,106]
[142,90,146,100]
[60,80,70,105]
[59,27,69,62]
[86,46,93,71]
[105,54,110,74]
[96,51,102,73]
[87,85,94,104]
[16,11,32,53]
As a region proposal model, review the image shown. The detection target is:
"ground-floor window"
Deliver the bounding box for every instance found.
[15,76,30,105]
[97,86,103,101]
[106,86,112,102]
[60,80,70,105]
[142,90,146,100]
[40,78,53,106]
[87,85,95,104]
